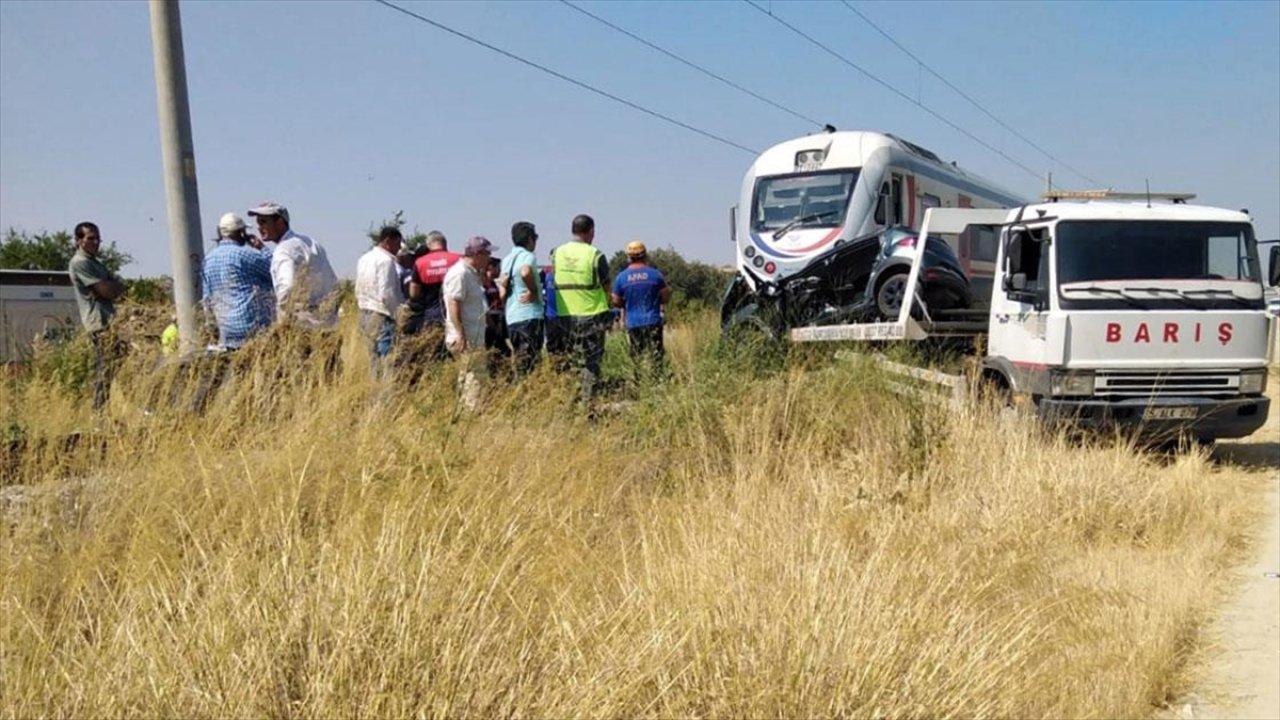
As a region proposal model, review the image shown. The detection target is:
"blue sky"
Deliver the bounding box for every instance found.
[2,0,1277,277]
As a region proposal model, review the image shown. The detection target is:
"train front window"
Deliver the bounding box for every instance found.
[752,170,858,232]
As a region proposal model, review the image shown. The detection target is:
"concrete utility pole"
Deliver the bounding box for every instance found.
[149,0,203,356]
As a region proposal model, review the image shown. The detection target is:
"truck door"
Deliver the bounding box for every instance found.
[989,226,1055,394]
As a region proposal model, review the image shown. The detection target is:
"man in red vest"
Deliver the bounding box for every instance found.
[411,231,461,330]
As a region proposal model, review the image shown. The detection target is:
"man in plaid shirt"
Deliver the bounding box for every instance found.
[201,213,275,349]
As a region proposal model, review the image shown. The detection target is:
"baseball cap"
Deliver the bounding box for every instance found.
[464,236,496,257]
[217,212,246,236]
[625,240,648,258]
[247,201,289,224]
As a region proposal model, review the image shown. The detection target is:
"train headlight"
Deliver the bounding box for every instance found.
[1050,370,1095,397]
[1239,369,1266,395]
[795,149,825,170]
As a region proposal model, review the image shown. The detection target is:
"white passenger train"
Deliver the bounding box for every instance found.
[731,129,1025,286]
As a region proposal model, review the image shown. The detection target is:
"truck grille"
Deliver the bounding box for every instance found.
[1093,370,1240,398]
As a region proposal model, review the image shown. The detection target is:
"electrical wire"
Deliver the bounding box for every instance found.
[371,0,759,155]
[838,0,1102,186]
[743,0,1047,182]
[558,0,824,129]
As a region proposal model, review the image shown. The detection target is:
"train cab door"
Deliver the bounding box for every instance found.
[889,174,904,227]
[874,173,907,230]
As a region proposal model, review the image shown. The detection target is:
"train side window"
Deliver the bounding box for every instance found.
[971,226,998,262]
[921,193,941,210]
[874,182,889,225]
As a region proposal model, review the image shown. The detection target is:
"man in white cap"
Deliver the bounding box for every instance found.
[444,236,495,408]
[211,212,256,248]
[200,212,275,349]
[247,201,338,328]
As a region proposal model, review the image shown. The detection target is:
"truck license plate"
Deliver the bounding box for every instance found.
[1146,406,1198,420]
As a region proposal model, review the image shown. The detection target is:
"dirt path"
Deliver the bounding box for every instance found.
[1178,386,1280,720]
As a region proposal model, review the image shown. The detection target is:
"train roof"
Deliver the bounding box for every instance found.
[749,130,1025,203]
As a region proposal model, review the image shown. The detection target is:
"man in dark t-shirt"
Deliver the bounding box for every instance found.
[610,241,670,372]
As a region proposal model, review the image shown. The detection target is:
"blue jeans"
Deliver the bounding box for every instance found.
[359,311,396,375]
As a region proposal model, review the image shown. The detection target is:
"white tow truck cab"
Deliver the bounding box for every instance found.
[792,192,1276,441]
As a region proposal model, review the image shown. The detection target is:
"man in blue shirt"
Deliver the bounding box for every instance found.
[610,241,670,372]
[498,221,544,376]
[201,213,275,349]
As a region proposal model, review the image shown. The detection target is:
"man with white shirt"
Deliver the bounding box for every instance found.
[356,226,405,372]
[444,236,495,408]
[247,201,338,328]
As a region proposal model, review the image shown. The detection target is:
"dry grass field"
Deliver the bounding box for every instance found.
[1,313,1273,718]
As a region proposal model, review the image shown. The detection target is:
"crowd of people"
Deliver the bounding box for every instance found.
[66,204,672,410]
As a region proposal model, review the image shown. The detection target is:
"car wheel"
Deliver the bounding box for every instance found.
[875,271,908,319]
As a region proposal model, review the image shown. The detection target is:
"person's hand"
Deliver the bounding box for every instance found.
[247,234,264,250]
[519,290,534,304]
[449,336,467,353]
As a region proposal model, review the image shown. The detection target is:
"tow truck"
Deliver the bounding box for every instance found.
[788,191,1277,441]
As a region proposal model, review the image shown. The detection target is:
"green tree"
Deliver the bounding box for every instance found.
[366,211,428,250]
[0,228,133,274]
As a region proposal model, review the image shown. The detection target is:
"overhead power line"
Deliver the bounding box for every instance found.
[742,0,1046,182]
[558,0,824,129]
[838,1,1102,186]
[371,0,758,156]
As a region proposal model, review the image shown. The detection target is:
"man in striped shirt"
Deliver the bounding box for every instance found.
[201,213,275,349]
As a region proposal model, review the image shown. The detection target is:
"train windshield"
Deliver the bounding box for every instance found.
[752,170,859,232]
[1056,221,1261,284]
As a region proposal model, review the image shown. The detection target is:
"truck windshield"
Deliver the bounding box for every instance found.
[1056,221,1261,285]
[752,170,859,232]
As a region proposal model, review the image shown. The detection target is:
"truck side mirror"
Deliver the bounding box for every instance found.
[1269,244,1280,286]
[729,205,738,244]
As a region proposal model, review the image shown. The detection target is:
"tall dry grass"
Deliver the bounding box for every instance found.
[0,313,1269,718]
